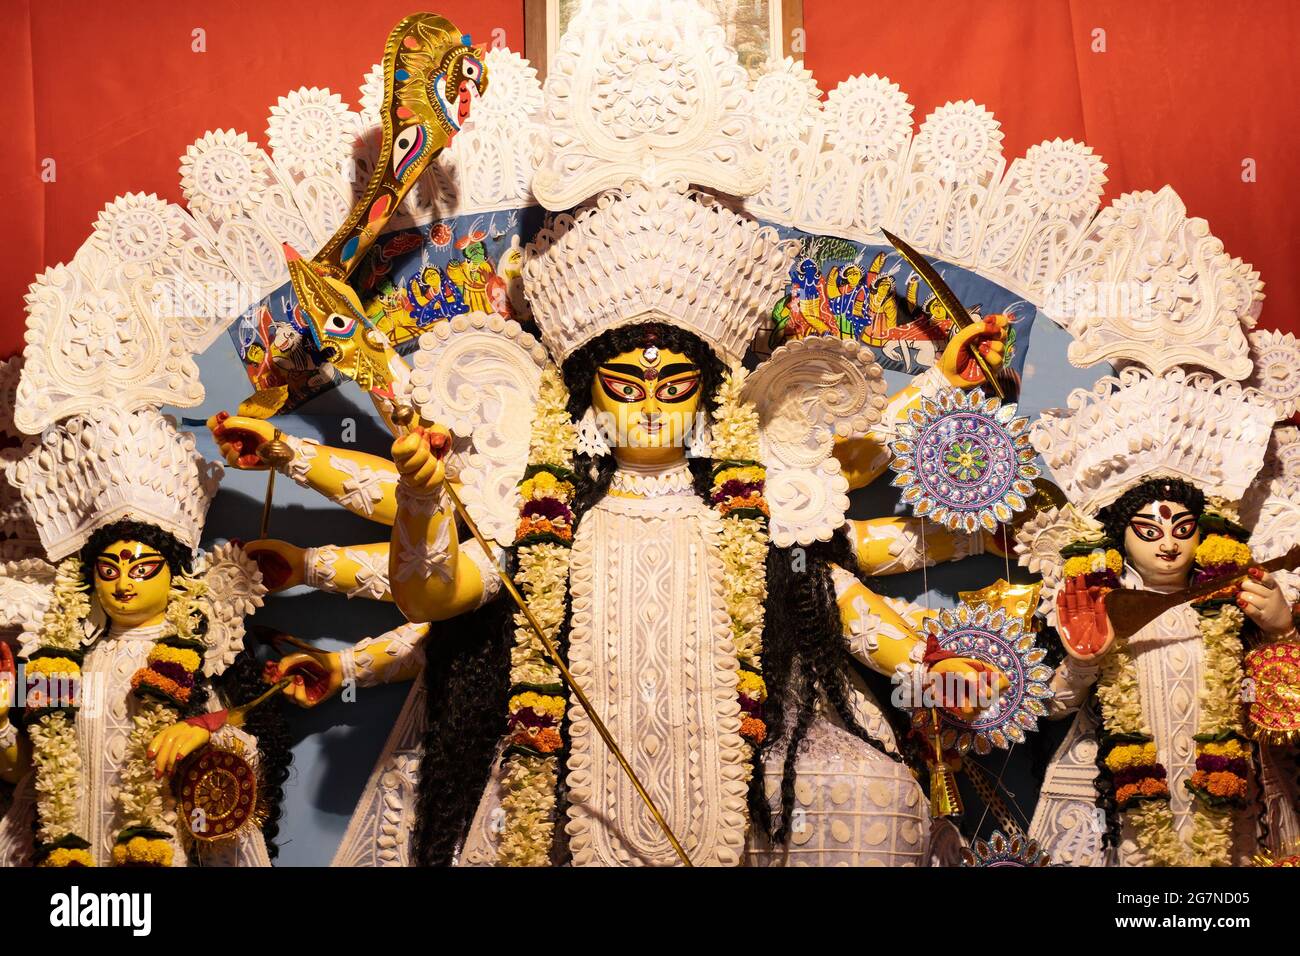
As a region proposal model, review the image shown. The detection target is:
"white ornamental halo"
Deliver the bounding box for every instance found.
[750,57,821,146]
[266,87,358,177]
[1245,329,1300,421]
[910,100,1004,186]
[90,192,187,279]
[912,602,1053,756]
[889,387,1040,533]
[1017,138,1107,221]
[821,73,913,161]
[179,129,268,221]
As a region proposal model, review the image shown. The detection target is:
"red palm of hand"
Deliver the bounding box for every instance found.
[1057,576,1114,660]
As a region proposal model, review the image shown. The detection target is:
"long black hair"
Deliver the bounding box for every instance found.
[412,322,902,861]
[78,519,293,859]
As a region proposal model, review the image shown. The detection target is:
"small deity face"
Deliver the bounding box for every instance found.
[591,345,702,457]
[1123,499,1200,588]
[93,539,173,627]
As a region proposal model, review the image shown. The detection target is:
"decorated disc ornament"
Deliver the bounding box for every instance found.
[960,830,1050,867]
[913,602,1053,754]
[889,388,1039,533]
[1244,640,1300,745]
[177,746,259,842]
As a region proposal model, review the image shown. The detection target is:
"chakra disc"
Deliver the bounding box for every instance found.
[911,602,1054,755]
[889,387,1040,533]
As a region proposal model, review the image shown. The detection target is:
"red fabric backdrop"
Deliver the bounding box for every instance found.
[2,0,1296,359]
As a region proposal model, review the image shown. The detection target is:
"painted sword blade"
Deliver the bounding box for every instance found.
[880,228,1005,400]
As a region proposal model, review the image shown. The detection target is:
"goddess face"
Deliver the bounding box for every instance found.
[93,539,173,627]
[590,345,703,459]
[1123,499,1200,588]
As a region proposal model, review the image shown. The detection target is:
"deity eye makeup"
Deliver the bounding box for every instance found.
[1128,516,1164,542]
[598,372,646,403]
[128,558,167,580]
[95,559,121,581]
[1171,514,1198,540]
[654,374,699,403]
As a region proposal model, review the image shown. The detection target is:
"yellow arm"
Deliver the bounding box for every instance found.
[832,563,933,677]
[304,542,395,602]
[831,563,1007,720]
[847,515,1003,576]
[279,436,402,525]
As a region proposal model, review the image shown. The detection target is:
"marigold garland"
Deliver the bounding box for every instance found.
[497,366,577,866]
[710,366,770,773]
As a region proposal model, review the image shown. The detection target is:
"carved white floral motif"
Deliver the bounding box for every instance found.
[407,312,549,544]
[1047,186,1262,377]
[742,336,888,546]
[17,261,205,432]
[532,0,766,209]
[1245,329,1300,420]
[196,542,267,676]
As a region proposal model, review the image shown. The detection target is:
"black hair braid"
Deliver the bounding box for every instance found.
[758,536,906,842]
[1098,477,1205,554]
[411,595,512,866]
[215,646,292,859]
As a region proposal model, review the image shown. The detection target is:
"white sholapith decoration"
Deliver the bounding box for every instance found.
[8,409,223,561]
[523,185,796,365]
[741,337,888,547]
[1245,329,1300,421]
[1031,367,1275,513]
[1046,187,1262,378]
[531,0,767,210]
[407,312,551,544]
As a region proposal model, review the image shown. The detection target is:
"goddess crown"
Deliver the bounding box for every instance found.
[520,0,797,364]
[7,408,223,561]
[1030,367,1275,512]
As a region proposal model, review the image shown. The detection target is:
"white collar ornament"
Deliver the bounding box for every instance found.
[610,461,695,498]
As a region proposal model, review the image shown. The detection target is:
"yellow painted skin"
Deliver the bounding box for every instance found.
[214,322,1011,712]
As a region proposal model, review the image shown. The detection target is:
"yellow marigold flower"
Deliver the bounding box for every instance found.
[1194,534,1252,570]
[736,670,767,700]
[1105,742,1157,771]
[147,645,201,673]
[1064,549,1123,579]
[1202,739,1248,758]
[714,465,765,487]
[41,847,95,867]
[509,692,565,719]
[26,656,81,677]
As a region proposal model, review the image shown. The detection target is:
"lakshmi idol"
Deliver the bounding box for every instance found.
[0,409,283,866]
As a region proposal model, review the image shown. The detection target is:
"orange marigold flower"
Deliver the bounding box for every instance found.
[740,715,767,744]
[131,668,190,704]
[1206,771,1247,799]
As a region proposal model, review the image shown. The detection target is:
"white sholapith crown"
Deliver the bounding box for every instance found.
[524,184,796,364]
[8,408,223,561]
[1031,367,1275,513]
